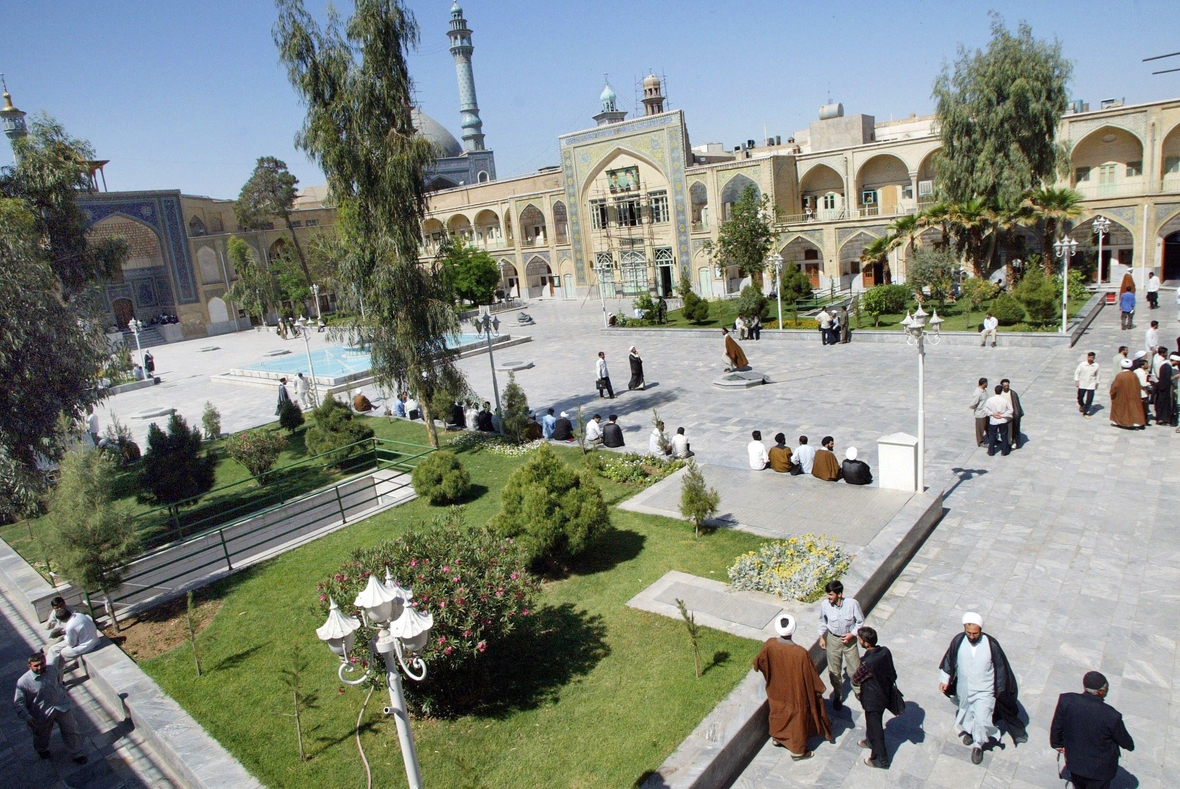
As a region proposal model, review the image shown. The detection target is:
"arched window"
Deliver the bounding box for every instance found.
[720,175,760,221]
[690,182,708,226]
[188,216,207,236]
[553,201,568,243]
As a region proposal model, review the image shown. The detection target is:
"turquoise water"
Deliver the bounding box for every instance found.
[244,335,486,377]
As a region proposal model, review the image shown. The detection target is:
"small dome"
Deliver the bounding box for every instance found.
[450,1,462,14]
[411,108,463,158]
[600,82,617,104]
[643,73,661,89]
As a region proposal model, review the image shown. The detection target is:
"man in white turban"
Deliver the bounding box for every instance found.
[754,614,832,760]
[938,612,1026,765]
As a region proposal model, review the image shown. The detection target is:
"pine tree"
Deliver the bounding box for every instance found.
[679,459,720,538]
[139,413,217,520]
[500,373,530,443]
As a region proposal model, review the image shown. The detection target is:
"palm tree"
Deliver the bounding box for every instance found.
[1023,187,1083,274]
[916,201,952,248]
[945,198,995,277]
[888,213,921,255]
[860,236,893,284]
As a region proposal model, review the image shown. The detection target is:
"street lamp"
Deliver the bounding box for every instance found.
[592,266,609,327]
[767,252,784,332]
[1092,216,1111,284]
[1053,235,1078,334]
[295,317,320,407]
[127,317,144,368]
[310,283,322,323]
[471,312,503,427]
[316,568,433,789]
[900,305,942,493]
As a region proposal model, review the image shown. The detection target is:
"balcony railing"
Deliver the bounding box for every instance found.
[779,205,917,225]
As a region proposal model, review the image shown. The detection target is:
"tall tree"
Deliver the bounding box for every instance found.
[1022,186,1083,273]
[275,0,465,448]
[932,16,1072,207]
[226,235,278,325]
[0,117,127,477]
[706,185,776,282]
[235,156,313,286]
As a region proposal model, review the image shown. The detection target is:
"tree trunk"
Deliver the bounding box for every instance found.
[284,214,314,287]
[103,592,120,632]
[419,396,439,448]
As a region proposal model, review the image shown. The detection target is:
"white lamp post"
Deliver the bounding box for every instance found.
[310,283,322,322]
[1092,216,1111,284]
[127,317,144,368]
[900,305,942,493]
[593,266,609,327]
[317,568,433,789]
[295,317,320,407]
[1053,235,1078,334]
[471,312,503,427]
[767,252,784,332]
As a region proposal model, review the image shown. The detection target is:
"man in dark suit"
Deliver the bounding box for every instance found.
[1050,671,1134,789]
[602,415,625,448]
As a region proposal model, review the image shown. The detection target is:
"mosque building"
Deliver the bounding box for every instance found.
[6,3,1180,341]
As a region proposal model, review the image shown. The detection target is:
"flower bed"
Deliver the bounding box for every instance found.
[595,453,684,487]
[728,534,852,603]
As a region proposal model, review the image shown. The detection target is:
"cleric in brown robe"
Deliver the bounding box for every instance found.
[811,436,843,481]
[1119,271,1136,296]
[754,614,833,760]
[1109,359,1147,428]
[722,328,749,371]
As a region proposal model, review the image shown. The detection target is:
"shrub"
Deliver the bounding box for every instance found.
[779,264,813,302]
[101,416,140,465]
[959,277,998,328]
[1013,268,1057,325]
[306,397,375,465]
[316,509,539,716]
[500,373,530,443]
[736,284,769,320]
[728,534,852,602]
[595,453,684,486]
[411,451,471,504]
[679,459,719,538]
[139,413,216,516]
[491,444,610,571]
[201,402,222,441]
[682,291,711,324]
[907,246,956,305]
[990,293,1026,326]
[224,429,288,484]
[278,398,305,434]
[633,293,656,324]
[861,284,909,325]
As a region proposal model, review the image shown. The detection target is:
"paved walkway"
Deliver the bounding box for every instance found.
[0,587,176,789]
[734,298,1176,788]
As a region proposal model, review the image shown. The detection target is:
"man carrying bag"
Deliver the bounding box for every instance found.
[853,626,904,769]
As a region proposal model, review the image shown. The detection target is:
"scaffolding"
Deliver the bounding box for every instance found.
[589,177,678,303]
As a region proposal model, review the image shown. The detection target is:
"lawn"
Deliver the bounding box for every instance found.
[0,415,434,573]
[655,298,822,330]
[139,426,768,789]
[862,293,1088,332]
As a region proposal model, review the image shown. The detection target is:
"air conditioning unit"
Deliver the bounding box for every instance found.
[861,190,878,206]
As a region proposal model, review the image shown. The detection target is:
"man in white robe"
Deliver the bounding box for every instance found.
[938,612,1026,765]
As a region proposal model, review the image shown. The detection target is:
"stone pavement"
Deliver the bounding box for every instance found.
[733,295,1177,789]
[0,586,176,789]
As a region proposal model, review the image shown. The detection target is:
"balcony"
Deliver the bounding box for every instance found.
[1073,181,1149,200]
[779,205,917,225]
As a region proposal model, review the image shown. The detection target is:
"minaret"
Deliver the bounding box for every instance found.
[0,75,28,150]
[642,73,665,116]
[593,78,627,127]
[447,2,484,152]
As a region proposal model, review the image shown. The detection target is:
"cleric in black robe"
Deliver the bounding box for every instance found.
[939,623,1026,746]
[1154,355,1176,426]
[627,346,645,390]
[1001,379,1024,449]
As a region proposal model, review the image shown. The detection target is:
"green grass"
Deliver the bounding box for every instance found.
[864,294,1087,332]
[0,415,434,571]
[139,428,767,789]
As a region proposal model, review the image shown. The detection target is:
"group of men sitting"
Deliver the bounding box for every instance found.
[746,431,873,485]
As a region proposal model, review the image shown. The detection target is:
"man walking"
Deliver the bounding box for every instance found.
[595,351,615,398]
[1075,352,1100,417]
[754,614,832,761]
[969,378,989,446]
[1112,346,1129,370]
[985,384,1014,456]
[1050,671,1134,789]
[1145,320,1160,360]
[938,612,1026,765]
[1000,379,1024,450]
[818,580,863,711]
[294,372,312,409]
[979,313,998,347]
[14,653,87,764]
[854,626,899,769]
[1119,288,1136,330]
[1147,270,1160,309]
[275,377,292,415]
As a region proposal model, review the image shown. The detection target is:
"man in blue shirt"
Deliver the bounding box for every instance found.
[14,653,87,763]
[541,408,557,439]
[393,392,407,418]
[1120,289,1136,330]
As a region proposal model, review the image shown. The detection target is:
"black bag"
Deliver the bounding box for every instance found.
[886,684,905,716]
[789,462,804,476]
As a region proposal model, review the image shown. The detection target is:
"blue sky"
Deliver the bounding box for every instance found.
[2,1,1177,198]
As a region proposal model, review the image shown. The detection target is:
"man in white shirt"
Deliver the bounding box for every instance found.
[1074,352,1100,418]
[584,414,604,446]
[595,351,615,398]
[1147,270,1161,309]
[671,427,693,458]
[1145,320,1160,359]
[747,430,769,470]
[45,607,100,668]
[985,384,1014,456]
[817,580,865,711]
[818,308,833,345]
[294,373,312,408]
[980,313,999,348]
[649,421,670,456]
[794,435,817,474]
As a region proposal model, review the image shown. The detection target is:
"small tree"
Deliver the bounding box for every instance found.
[906,246,957,306]
[185,590,203,677]
[224,429,289,485]
[682,291,711,324]
[1013,267,1058,326]
[201,402,222,441]
[960,277,998,329]
[707,185,776,277]
[500,373,530,443]
[778,264,813,326]
[439,239,500,306]
[491,444,610,572]
[139,413,216,519]
[736,284,769,320]
[50,451,140,630]
[861,284,909,326]
[226,236,277,325]
[278,398,305,434]
[281,645,317,761]
[651,409,670,455]
[676,273,694,301]
[679,459,720,538]
[574,406,588,455]
[991,292,1027,325]
[306,398,375,466]
[676,598,702,678]
[410,450,470,505]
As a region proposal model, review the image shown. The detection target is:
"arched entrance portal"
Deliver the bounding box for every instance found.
[525,258,554,298]
[111,298,134,328]
[1165,231,1180,282]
